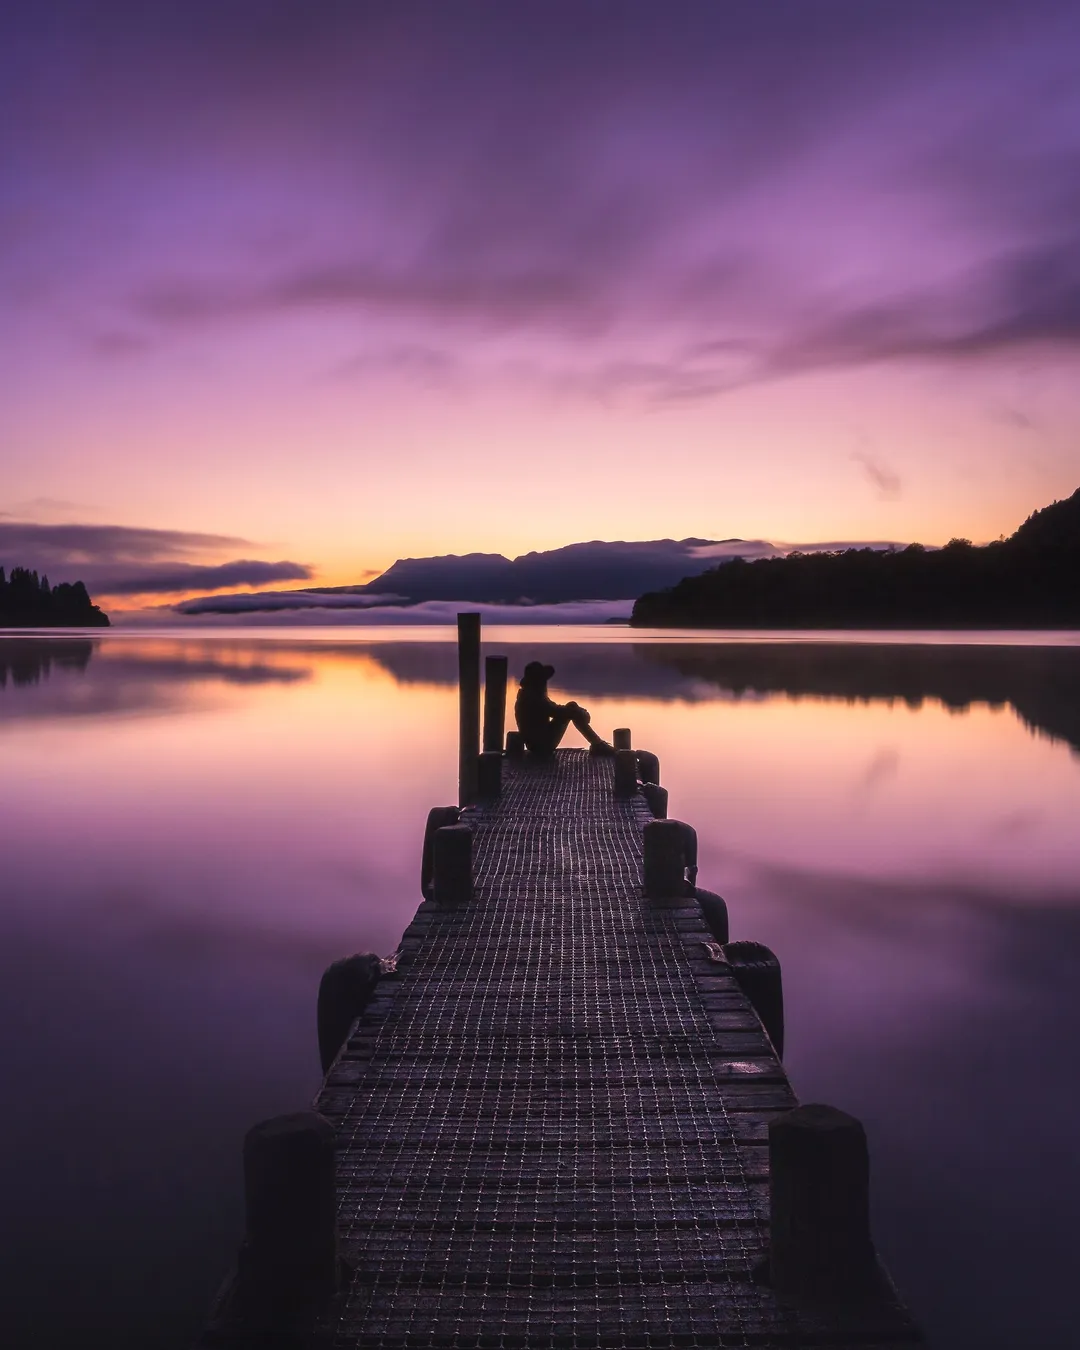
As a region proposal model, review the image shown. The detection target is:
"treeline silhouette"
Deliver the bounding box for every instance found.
[632,488,1080,628]
[0,567,110,627]
[0,639,94,689]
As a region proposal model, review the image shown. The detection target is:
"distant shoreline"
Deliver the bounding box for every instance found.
[632,487,1080,631]
[628,618,1080,631]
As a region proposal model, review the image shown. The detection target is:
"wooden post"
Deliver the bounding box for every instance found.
[477,750,503,799]
[421,805,461,898]
[636,750,660,785]
[695,889,729,944]
[483,655,508,753]
[316,953,382,1074]
[769,1104,876,1302]
[241,1112,338,1306]
[642,818,688,897]
[613,727,632,750]
[613,748,639,798]
[723,940,784,1056]
[457,613,481,806]
[433,823,473,905]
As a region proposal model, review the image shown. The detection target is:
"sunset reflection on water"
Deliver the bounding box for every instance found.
[2,628,1078,1349]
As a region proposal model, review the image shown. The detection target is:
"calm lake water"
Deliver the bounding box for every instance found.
[2,626,1079,1349]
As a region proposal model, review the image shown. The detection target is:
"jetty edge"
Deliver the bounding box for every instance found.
[198,613,923,1347]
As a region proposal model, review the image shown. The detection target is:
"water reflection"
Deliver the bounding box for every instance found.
[0,635,311,724]
[1,631,1078,1349]
[633,641,1080,756]
[0,636,93,685]
[12,633,1079,757]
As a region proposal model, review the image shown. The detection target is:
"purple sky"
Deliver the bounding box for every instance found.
[3,1,1080,601]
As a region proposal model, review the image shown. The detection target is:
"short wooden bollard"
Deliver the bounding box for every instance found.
[477,749,503,799]
[636,749,660,785]
[241,1112,337,1307]
[769,1104,876,1303]
[421,805,460,898]
[433,823,473,904]
[317,952,381,1073]
[642,783,668,818]
[695,888,729,944]
[613,727,632,750]
[723,940,784,1056]
[643,818,690,897]
[613,748,639,798]
[483,655,508,753]
[505,730,525,757]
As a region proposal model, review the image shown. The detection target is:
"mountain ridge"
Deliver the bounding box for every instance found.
[309,537,784,605]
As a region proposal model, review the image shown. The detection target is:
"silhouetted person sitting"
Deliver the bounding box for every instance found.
[514,661,615,756]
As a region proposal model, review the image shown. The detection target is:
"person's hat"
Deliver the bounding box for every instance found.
[522,660,555,682]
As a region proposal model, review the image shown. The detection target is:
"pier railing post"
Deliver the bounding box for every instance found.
[457,612,481,806]
[483,655,508,753]
[241,1111,338,1309]
[769,1104,876,1302]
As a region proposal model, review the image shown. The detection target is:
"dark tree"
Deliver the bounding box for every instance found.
[631,488,1080,629]
[0,567,110,627]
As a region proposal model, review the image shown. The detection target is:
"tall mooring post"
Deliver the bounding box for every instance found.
[483,654,508,752]
[458,612,481,806]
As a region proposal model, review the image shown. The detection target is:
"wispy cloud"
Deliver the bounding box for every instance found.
[852,449,903,500]
[137,261,612,336]
[0,521,250,562]
[0,521,310,597]
[95,559,312,596]
[3,0,1061,412]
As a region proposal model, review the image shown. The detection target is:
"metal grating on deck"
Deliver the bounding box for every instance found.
[302,749,920,1348]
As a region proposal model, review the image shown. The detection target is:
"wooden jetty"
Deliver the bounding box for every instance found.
[200,618,923,1348]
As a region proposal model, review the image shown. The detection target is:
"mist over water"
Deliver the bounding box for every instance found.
[2,627,1078,1349]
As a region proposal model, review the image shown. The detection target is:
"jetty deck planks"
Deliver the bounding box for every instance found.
[212,748,921,1347]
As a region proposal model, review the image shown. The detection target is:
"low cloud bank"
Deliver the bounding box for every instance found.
[175,590,406,615]
[689,539,910,561]
[122,595,632,626]
[688,540,783,561]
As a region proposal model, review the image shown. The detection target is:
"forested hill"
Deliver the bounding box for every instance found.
[0,567,110,627]
[631,488,1080,629]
